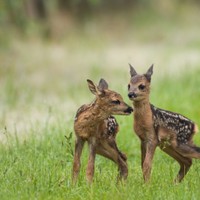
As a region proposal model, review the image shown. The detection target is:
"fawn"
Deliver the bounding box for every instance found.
[127,64,199,183]
[72,78,133,184]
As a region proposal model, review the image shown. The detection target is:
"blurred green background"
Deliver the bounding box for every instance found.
[1,0,200,141]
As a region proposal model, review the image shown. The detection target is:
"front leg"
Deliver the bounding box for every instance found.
[142,140,157,182]
[72,137,85,184]
[141,140,146,169]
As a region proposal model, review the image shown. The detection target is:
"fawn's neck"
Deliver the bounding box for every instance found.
[88,100,109,122]
[133,98,152,122]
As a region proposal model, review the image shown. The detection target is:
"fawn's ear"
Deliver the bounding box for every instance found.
[87,79,101,95]
[98,78,108,91]
[145,64,154,82]
[129,64,137,77]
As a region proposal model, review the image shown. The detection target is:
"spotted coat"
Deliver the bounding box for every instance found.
[74,102,119,139]
[151,104,195,144]
[104,116,119,138]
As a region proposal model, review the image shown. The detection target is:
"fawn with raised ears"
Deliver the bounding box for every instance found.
[128,64,199,183]
[72,78,133,184]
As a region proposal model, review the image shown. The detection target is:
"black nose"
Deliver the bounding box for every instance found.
[124,106,133,114]
[128,92,137,99]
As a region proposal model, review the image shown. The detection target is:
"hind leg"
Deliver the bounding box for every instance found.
[107,138,127,162]
[96,140,128,181]
[161,146,192,182]
[174,144,200,159]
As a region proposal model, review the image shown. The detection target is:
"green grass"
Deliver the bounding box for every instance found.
[1,5,200,199]
[1,69,200,200]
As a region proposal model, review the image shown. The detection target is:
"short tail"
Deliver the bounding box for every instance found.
[194,124,199,134]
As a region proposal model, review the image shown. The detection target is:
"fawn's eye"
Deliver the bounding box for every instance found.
[112,100,120,105]
[128,84,130,90]
[138,84,145,90]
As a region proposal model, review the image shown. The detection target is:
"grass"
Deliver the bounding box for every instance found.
[1,69,200,200]
[1,4,200,200]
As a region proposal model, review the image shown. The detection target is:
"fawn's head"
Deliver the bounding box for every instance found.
[128,64,153,102]
[87,79,133,115]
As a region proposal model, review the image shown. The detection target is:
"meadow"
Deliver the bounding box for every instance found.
[1,4,200,200]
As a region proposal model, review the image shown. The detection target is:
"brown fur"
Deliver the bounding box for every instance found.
[72,78,133,184]
[128,64,199,183]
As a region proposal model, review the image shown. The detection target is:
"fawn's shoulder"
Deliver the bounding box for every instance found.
[74,101,95,121]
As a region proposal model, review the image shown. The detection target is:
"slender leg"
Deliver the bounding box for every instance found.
[86,142,96,184]
[107,138,127,161]
[141,140,147,169]
[161,146,192,182]
[142,141,157,182]
[175,144,200,159]
[96,140,128,181]
[72,137,85,184]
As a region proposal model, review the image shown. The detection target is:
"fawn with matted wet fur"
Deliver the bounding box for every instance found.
[128,64,199,183]
[72,78,133,184]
